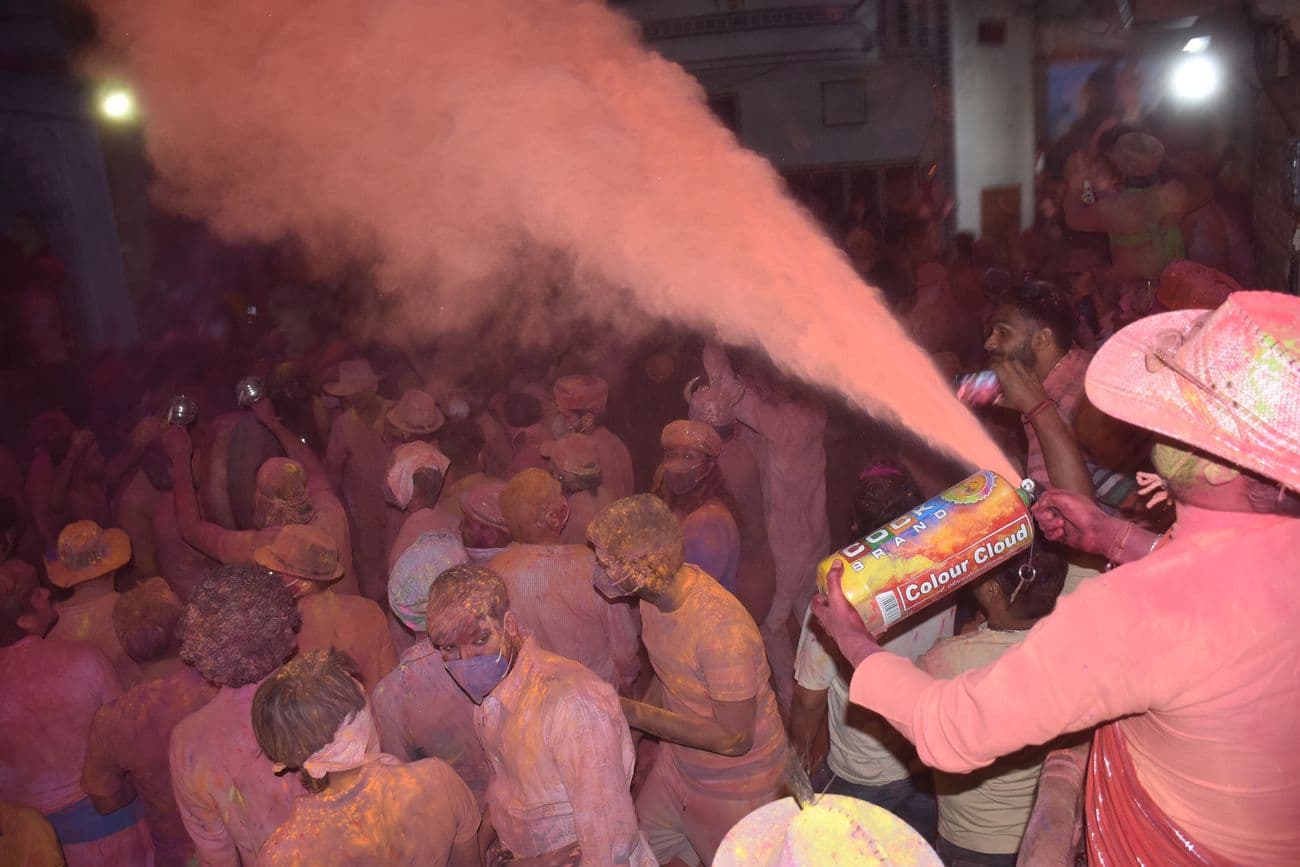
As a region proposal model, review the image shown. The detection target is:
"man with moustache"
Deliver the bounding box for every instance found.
[982,283,1094,496]
[814,292,1300,865]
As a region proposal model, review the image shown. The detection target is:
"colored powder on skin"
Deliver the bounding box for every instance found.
[85,0,1015,478]
[1151,441,1200,487]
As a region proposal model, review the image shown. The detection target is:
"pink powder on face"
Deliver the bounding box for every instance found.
[86,0,1014,479]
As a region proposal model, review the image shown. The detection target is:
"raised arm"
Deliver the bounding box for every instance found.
[46,430,94,527]
[250,398,331,495]
[993,358,1093,496]
[160,426,260,563]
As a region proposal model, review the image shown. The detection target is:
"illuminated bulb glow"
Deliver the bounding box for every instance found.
[1170,56,1219,102]
[101,90,134,119]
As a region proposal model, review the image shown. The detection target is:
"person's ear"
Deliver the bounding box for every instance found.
[502,611,520,639]
[544,500,569,532]
[973,577,1004,611]
[15,588,45,636]
[1033,326,1053,352]
[1201,461,1240,487]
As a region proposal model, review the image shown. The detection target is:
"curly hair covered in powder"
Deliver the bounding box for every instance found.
[180,564,301,687]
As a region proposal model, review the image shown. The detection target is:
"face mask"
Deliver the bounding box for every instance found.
[551,412,594,439]
[663,464,707,496]
[593,562,640,600]
[445,653,512,704]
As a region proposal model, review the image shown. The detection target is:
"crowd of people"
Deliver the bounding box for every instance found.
[1,108,1298,867]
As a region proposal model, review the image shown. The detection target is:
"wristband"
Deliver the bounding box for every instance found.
[1021,398,1057,425]
[1107,521,1135,564]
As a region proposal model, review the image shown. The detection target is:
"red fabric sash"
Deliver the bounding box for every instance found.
[1086,722,1232,866]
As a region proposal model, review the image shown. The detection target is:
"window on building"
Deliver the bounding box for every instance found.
[781,163,917,233]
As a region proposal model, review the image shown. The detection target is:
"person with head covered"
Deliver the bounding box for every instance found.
[253,648,480,866]
[814,291,1300,865]
[372,531,491,805]
[552,374,634,499]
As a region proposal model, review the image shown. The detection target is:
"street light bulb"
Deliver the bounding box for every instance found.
[101,89,135,120]
[1170,56,1219,102]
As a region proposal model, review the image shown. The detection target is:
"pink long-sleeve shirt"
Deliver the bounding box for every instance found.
[169,682,304,866]
[849,505,1300,865]
[475,636,653,865]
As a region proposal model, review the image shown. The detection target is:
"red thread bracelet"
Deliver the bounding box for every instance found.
[1021,398,1056,424]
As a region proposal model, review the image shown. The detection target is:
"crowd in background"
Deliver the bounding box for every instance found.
[1,79,1298,867]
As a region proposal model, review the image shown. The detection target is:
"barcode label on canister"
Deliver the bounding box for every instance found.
[876,590,902,627]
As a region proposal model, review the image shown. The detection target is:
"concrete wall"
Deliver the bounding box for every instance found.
[692,56,935,169]
[948,0,1035,234]
[617,1,940,169]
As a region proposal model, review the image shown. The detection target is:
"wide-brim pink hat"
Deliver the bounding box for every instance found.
[45,521,132,588]
[1086,291,1300,492]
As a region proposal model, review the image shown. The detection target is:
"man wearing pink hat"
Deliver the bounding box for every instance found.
[458,478,512,563]
[652,420,740,595]
[552,374,635,500]
[542,432,615,547]
[45,520,142,688]
[324,358,392,603]
[255,523,396,692]
[816,291,1300,865]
